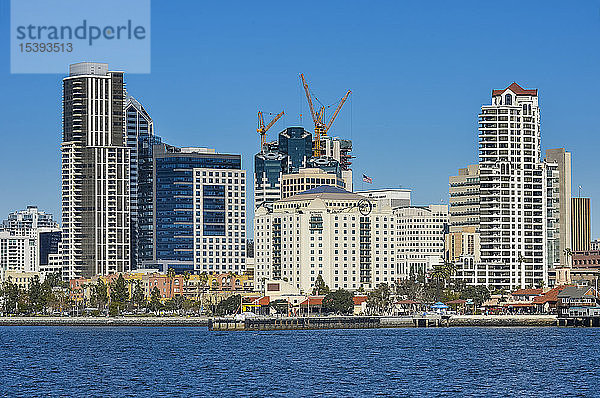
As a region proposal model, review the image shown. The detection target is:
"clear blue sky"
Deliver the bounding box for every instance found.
[0,1,599,237]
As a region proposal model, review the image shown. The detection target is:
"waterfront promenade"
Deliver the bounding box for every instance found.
[0,314,558,328]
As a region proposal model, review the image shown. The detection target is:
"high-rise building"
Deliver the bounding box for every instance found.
[62,62,131,278]
[152,144,246,274]
[446,165,481,277]
[125,96,161,269]
[395,205,448,279]
[0,206,61,275]
[321,136,353,190]
[254,151,288,209]
[278,127,313,172]
[1,206,59,237]
[254,186,395,293]
[39,230,62,268]
[0,232,38,273]
[545,148,572,267]
[448,165,480,233]
[478,82,546,290]
[572,197,591,252]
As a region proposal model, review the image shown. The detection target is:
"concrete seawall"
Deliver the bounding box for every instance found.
[0,315,558,328]
[0,317,210,327]
[448,315,557,327]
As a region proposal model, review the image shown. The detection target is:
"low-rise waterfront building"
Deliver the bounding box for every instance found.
[0,270,43,290]
[557,285,600,317]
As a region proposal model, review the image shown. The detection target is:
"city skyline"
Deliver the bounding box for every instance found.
[0,1,599,237]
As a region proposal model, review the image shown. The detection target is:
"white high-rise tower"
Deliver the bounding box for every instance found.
[478,83,547,290]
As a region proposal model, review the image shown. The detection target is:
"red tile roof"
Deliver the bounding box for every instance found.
[492,82,538,97]
[257,296,270,306]
[503,303,534,307]
[533,285,572,304]
[445,299,467,305]
[396,299,420,305]
[511,288,543,296]
[300,296,324,306]
[353,296,368,305]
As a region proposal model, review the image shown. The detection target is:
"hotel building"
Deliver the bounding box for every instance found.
[254,186,396,293]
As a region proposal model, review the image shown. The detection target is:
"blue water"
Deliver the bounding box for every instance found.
[0,326,599,397]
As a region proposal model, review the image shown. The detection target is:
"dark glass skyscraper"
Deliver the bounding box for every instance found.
[278,127,313,172]
[125,97,161,269]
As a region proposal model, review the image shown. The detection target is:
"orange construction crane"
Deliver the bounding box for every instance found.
[257,110,284,152]
[300,74,351,158]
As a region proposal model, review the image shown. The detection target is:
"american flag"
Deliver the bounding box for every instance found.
[362,174,373,184]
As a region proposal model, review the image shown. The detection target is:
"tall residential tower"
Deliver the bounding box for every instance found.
[478,83,546,290]
[62,62,131,278]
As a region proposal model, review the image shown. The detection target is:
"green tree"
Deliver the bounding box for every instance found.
[460,285,491,307]
[27,275,46,314]
[215,294,241,316]
[165,294,185,314]
[167,267,176,297]
[366,283,392,315]
[2,278,22,314]
[312,274,330,295]
[149,286,162,313]
[198,272,209,314]
[322,289,354,315]
[132,280,146,311]
[395,279,422,301]
[91,279,108,314]
[269,299,288,315]
[111,274,129,304]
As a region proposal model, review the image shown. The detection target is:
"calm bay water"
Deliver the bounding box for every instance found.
[0,326,599,397]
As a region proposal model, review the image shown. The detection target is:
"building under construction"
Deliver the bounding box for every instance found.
[254,75,354,209]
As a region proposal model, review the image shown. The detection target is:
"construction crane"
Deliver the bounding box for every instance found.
[257,110,284,152]
[300,73,351,158]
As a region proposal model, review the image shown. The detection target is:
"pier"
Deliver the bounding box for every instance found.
[209,316,381,331]
[558,317,600,327]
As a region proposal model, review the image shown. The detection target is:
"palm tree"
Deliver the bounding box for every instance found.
[198,272,209,315]
[517,254,526,288]
[430,264,447,301]
[167,267,176,299]
[183,271,191,301]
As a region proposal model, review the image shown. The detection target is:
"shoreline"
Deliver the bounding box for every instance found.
[0,315,559,328]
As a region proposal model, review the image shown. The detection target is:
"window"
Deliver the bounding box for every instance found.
[505,94,512,105]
